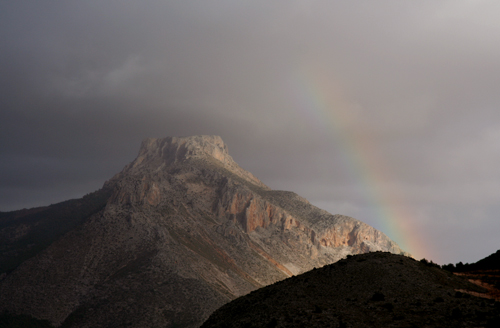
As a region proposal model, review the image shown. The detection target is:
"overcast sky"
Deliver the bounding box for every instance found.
[2,1,500,264]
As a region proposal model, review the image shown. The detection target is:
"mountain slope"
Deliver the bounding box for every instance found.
[0,135,407,328]
[447,250,500,302]
[202,252,500,328]
[0,187,113,275]
[454,249,500,272]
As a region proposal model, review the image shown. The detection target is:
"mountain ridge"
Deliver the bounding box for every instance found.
[0,135,408,327]
[201,252,500,328]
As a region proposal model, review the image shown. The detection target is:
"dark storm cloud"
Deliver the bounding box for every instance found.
[2,1,500,263]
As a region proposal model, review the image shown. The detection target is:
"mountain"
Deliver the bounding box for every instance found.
[444,250,500,302]
[201,252,500,328]
[450,249,500,272]
[0,135,407,328]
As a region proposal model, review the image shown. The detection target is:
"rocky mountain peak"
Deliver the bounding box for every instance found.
[140,135,230,164]
[121,135,269,189]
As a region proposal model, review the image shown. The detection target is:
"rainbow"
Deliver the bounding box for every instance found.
[290,66,429,260]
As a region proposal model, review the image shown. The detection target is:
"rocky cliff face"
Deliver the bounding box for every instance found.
[0,135,408,328]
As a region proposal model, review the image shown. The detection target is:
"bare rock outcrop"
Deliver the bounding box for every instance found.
[0,135,408,328]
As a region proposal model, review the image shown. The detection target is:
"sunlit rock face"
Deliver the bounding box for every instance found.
[0,135,408,328]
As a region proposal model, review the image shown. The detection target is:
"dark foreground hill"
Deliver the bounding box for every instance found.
[449,250,500,302]
[202,252,500,328]
[463,249,500,271]
[0,136,407,328]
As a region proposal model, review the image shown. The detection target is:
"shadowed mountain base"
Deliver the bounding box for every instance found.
[202,252,500,328]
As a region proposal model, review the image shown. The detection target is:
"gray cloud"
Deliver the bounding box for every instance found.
[2,1,500,264]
